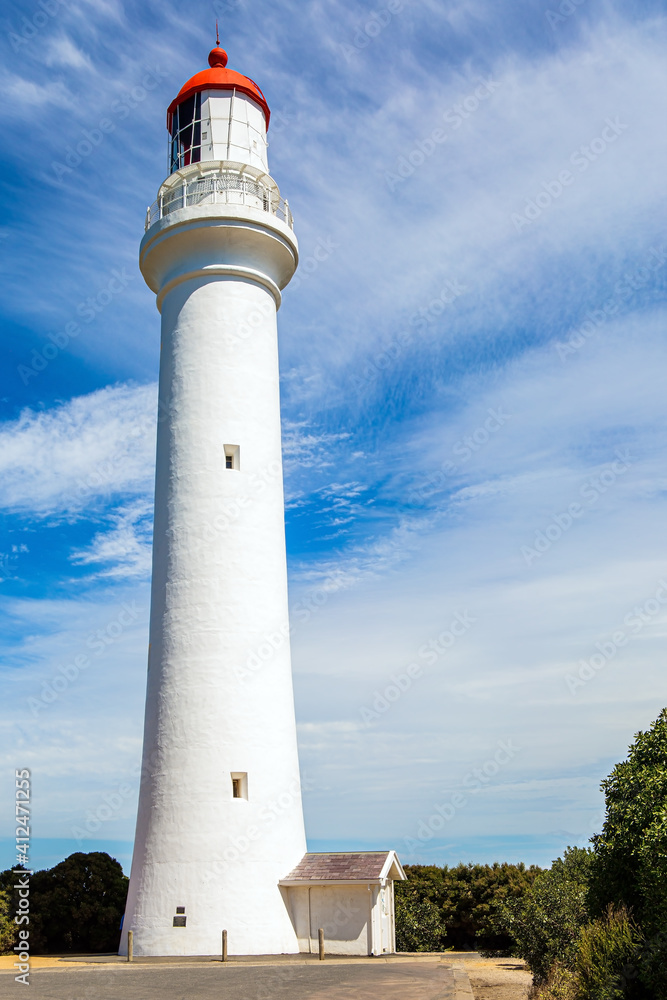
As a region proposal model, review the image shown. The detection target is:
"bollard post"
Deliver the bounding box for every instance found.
[127,930,133,963]
[318,927,325,961]
[222,929,228,962]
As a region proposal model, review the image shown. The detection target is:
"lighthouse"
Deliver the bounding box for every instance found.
[121,39,406,960]
[120,40,307,957]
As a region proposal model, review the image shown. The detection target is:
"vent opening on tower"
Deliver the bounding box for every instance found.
[231,772,248,799]
[224,444,240,470]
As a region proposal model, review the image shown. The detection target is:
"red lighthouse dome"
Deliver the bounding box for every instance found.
[167,46,271,131]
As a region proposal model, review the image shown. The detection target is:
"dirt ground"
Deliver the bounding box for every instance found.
[464,956,532,1000]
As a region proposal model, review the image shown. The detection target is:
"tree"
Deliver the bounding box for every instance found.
[499,846,593,983]
[29,852,128,954]
[395,887,446,951]
[589,708,667,997]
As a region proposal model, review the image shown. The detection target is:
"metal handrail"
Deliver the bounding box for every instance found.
[145,169,293,231]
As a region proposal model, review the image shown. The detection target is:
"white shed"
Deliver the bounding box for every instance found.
[280,851,406,956]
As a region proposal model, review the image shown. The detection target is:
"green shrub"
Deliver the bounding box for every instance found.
[528,963,577,1000]
[575,906,643,1000]
[395,887,446,951]
[499,847,593,982]
[398,861,540,952]
[0,890,17,954]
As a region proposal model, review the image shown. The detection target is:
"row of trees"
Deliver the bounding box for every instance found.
[396,708,667,998]
[395,860,541,952]
[0,852,128,954]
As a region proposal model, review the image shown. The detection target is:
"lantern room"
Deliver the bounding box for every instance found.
[167,46,271,175]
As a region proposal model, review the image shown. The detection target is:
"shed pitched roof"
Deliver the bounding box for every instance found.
[280,851,405,885]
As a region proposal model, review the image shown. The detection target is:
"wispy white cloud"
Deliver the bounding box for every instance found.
[1,73,73,110]
[0,383,156,516]
[71,499,153,579]
[291,512,438,595]
[44,35,93,70]
[282,420,350,472]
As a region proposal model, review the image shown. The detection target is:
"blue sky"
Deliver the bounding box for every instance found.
[1,0,666,875]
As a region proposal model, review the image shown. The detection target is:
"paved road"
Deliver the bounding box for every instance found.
[0,960,461,1000]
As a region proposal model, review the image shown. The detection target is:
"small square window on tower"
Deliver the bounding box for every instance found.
[231,772,248,799]
[224,444,240,470]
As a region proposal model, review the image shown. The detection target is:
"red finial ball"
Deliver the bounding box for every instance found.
[208,47,228,68]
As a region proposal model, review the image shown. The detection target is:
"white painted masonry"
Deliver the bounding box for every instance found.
[120,48,306,957]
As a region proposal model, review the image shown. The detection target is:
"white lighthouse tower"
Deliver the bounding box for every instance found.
[120,40,307,957]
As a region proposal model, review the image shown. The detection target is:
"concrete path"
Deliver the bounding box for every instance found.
[0,955,474,1000]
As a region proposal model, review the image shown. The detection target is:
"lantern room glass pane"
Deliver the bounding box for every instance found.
[170,92,202,173]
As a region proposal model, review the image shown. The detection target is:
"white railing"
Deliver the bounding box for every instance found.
[145,168,293,231]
